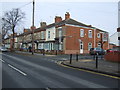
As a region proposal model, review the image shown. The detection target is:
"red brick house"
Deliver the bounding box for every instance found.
[52,12,109,54]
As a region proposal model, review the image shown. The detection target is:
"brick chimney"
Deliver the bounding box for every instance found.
[40,22,47,27]
[24,29,29,33]
[55,16,62,23]
[11,33,17,37]
[65,12,70,20]
[30,26,36,31]
[88,25,92,27]
[117,27,120,32]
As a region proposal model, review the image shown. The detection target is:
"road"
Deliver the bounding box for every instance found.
[1,52,119,89]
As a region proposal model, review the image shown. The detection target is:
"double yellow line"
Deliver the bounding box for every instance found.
[58,62,120,80]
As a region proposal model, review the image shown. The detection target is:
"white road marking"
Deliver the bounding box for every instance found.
[46,87,51,90]
[61,58,67,60]
[0,59,5,63]
[55,61,57,63]
[8,64,27,76]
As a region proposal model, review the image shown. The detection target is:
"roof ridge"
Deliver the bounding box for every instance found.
[72,18,93,27]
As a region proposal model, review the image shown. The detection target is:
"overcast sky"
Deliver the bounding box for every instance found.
[0,0,119,36]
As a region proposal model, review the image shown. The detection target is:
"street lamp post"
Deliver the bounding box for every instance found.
[99,32,106,49]
[31,0,35,55]
[100,32,103,49]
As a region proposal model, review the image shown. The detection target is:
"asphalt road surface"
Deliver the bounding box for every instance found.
[1,52,119,89]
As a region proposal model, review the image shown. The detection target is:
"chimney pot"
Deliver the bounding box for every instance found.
[65,12,70,20]
[30,26,36,31]
[55,16,62,23]
[40,22,47,27]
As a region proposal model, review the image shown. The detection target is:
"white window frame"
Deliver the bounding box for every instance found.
[80,29,84,37]
[41,31,45,39]
[59,43,63,50]
[98,43,101,48]
[58,29,62,37]
[88,42,92,51]
[48,31,50,39]
[103,32,108,41]
[97,33,100,38]
[88,30,92,38]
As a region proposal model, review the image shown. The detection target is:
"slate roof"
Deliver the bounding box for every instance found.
[63,18,92,27]
[4,17,108,40]
[45,18,94,29]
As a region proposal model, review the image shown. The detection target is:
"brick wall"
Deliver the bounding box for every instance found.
[104,52,120,62]
[64,25,109,54]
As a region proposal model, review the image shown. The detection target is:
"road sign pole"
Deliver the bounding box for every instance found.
[76,53,78,62]
[70,54,72,64]
[96,54,98,69]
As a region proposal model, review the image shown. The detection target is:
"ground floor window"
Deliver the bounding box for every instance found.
[88,42,92,51]
[59,43,63,50]
[42,43,55,50]
[37,42,62,51]
[48,43,54,50]
[97,43,101,48]
[38,43,44,49]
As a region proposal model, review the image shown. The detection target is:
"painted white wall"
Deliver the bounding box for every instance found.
[5,44,10,48]
[14,37,18,43]
[46,27,56,41]
[109,32,119,46]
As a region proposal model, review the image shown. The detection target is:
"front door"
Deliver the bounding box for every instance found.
[80,41,83,54]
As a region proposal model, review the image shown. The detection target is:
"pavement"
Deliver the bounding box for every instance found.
[15,51,120,77]
[61,58,120,77]
[15,51,56,56]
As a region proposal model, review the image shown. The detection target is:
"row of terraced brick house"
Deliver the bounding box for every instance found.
[3,12,109,54]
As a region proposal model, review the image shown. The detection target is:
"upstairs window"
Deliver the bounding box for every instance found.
[58,29,62,37]
[88,30,92,38]
[48,31,50,39]
[97,33,100,38]
[103,32,108,41]
[41,31,45,39]
[57,27,62,38]
[80,29,84,37]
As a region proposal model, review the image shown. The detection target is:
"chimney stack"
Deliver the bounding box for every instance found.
[24,29,29,33]
[30,26,36,31]
[11,33,17,37]
[55,16,62,23]
[65,12,70,20]
[40,22,47,27]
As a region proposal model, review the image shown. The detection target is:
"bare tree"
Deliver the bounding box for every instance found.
[1,19,11,39]
[2,8,25,50]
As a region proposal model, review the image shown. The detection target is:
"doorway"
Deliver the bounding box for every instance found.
[80,41,83,54]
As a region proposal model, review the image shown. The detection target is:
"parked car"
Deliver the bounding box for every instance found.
[89,48,105,55]
[0,46,8,52]
[106,47,120,53]
[106,49,114,53]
